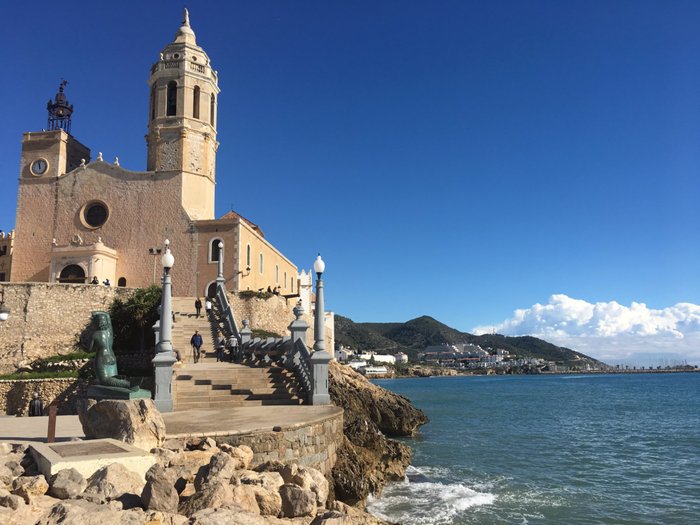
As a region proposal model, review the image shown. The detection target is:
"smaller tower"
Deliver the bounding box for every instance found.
[47,80,74,134]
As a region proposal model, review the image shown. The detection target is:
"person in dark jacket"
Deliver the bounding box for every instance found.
[29,393,44,416]
[194,298,202,318]
[190,330,203,363]
[216,335,226,362]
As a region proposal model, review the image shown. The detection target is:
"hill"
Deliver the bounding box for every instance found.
[335,314,602,366]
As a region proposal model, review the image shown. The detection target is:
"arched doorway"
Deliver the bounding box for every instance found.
[117,277,127,287]
[206,281,217,299]
[59,264,86,284]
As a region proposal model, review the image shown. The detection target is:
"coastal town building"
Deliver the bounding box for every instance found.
[7,11,297,299]
[0,230,13,282]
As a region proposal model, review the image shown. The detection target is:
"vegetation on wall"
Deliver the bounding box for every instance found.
[109,285,162,352]
[238,290,274,300]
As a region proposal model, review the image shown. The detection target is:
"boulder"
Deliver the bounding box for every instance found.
[49,468,87,499]
[141,464,179,514]
[161,438,185,452]
[78,398,166,451]
[194,452,237,491]
[178,479,233,517]
[233,470,283,516]
[0,464,14,487]
[227,445,254,470]
[189,507,265,525]
[230,484,260,514]
[4,459,24,477]
[281,464,329,506]
[12,474,49,503]
[151,447,178,467]
[311,510,352,525]
[83,463,145,508]
[35,500,145,525]
[0,487,24,510]
[170,449,220,483]
[279,483,316,518]
[0,444,12,456]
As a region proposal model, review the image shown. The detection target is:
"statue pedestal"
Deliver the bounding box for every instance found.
[87,385,151,401]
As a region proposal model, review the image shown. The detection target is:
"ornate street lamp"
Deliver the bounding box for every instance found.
[311,254,331,405]
[152,239,177,412]
[0,289,10,322]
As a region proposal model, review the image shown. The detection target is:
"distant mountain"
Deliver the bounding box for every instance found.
[335,314,602,366]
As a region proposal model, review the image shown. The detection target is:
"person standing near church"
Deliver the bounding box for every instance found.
[194,297,202,318]
[28,392,44,416]
[205,298,212,317]
[190,330,203,363]
[216,335,226,362]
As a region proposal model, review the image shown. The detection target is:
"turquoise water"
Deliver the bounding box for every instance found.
[369,373,700,525]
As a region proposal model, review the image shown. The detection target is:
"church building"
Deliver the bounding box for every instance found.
[9,10,298,298]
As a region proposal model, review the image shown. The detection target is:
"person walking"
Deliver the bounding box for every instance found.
[216,335,226,362]
[205,298,212,317]
[194,297,202,318]
[190,330,203,363]
[229,336,239,362]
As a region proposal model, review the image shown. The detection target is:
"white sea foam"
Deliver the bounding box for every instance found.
[368,475,496,525]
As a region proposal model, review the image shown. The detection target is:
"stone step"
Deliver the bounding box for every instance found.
[174,398,303,410]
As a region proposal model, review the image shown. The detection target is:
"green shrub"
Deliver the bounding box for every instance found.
[110,285,162,352]
[252,329,282,339]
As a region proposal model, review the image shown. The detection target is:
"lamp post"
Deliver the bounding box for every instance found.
[152,239,177,412]
[310,254,331,405]
[0,288,10,322]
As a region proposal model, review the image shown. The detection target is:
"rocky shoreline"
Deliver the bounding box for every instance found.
[0,363,429,524]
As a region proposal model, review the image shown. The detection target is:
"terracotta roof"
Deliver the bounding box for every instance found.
[218,210,265,238]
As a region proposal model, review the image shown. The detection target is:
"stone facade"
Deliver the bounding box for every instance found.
[0,378,88,416]
[8,12,299,299]
[219,410,343,476]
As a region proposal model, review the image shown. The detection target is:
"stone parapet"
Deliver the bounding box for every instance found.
[0,377,89,416]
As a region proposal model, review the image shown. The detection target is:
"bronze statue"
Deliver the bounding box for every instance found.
[87,311,150,400]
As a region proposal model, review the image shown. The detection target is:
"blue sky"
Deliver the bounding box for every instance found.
[2,1,700,364]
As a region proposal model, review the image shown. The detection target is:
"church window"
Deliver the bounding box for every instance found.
[210,238,223,263]
[291,277,294,293]
[81,201,109,229]
[275,265,279,284]
[167,81,177,116]
[210,94,216,126]
[259,253,263,274]
[193,86,200,119]
[0,273,5,282]
[150,84,156,121]
[117,277,127,287]
[246,244,251,267]
[284,271,287,289]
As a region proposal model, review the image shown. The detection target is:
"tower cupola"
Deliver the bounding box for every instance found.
[47,80,74,133]
[146,8,220,220]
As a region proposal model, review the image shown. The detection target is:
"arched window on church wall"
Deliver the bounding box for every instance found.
[209,238,222,262]
[118,277,127,287]
[167,81,177,116]
[210,94,216,127]
[193,86,200,119]
[150,84,156,121]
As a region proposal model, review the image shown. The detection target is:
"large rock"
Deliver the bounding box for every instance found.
[280,464,329,507]
[12,474,49,503]
[78,398,166,451]
[49,468,87,499]
[220,444,254,470]
[279,483,316,518]
[194,452,237,491]
[170,449,220,483]
[178,479,233,517]
[327,362,427,506]
[233,470,284,516]
[35,500,147,525]
[190,507,265,525]
[83,463,145,508]
[0,487,24,510]
[0,464,14,487]
[141,464,179,513]
[230,484,260,514]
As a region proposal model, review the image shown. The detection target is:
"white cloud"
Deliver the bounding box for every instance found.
[473,294,700,365]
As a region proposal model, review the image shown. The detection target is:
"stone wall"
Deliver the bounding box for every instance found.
[0,378,89,416]
[0,283,131,374]
[218,409,343,476]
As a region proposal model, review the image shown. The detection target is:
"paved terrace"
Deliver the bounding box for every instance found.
[0,405,342,443]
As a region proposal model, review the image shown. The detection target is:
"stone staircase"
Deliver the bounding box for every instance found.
[173,361,304,410]
[171,297,218,363]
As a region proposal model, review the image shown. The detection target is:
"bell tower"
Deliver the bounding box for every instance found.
[147,9,220,220]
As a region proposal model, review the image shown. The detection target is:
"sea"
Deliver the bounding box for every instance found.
[368,373,699,525]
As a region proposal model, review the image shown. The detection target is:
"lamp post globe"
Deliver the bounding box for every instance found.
[313,254,325,277]
[161,239,175,269]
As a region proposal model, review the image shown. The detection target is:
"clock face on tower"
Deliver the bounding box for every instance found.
[30,158,48,176]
